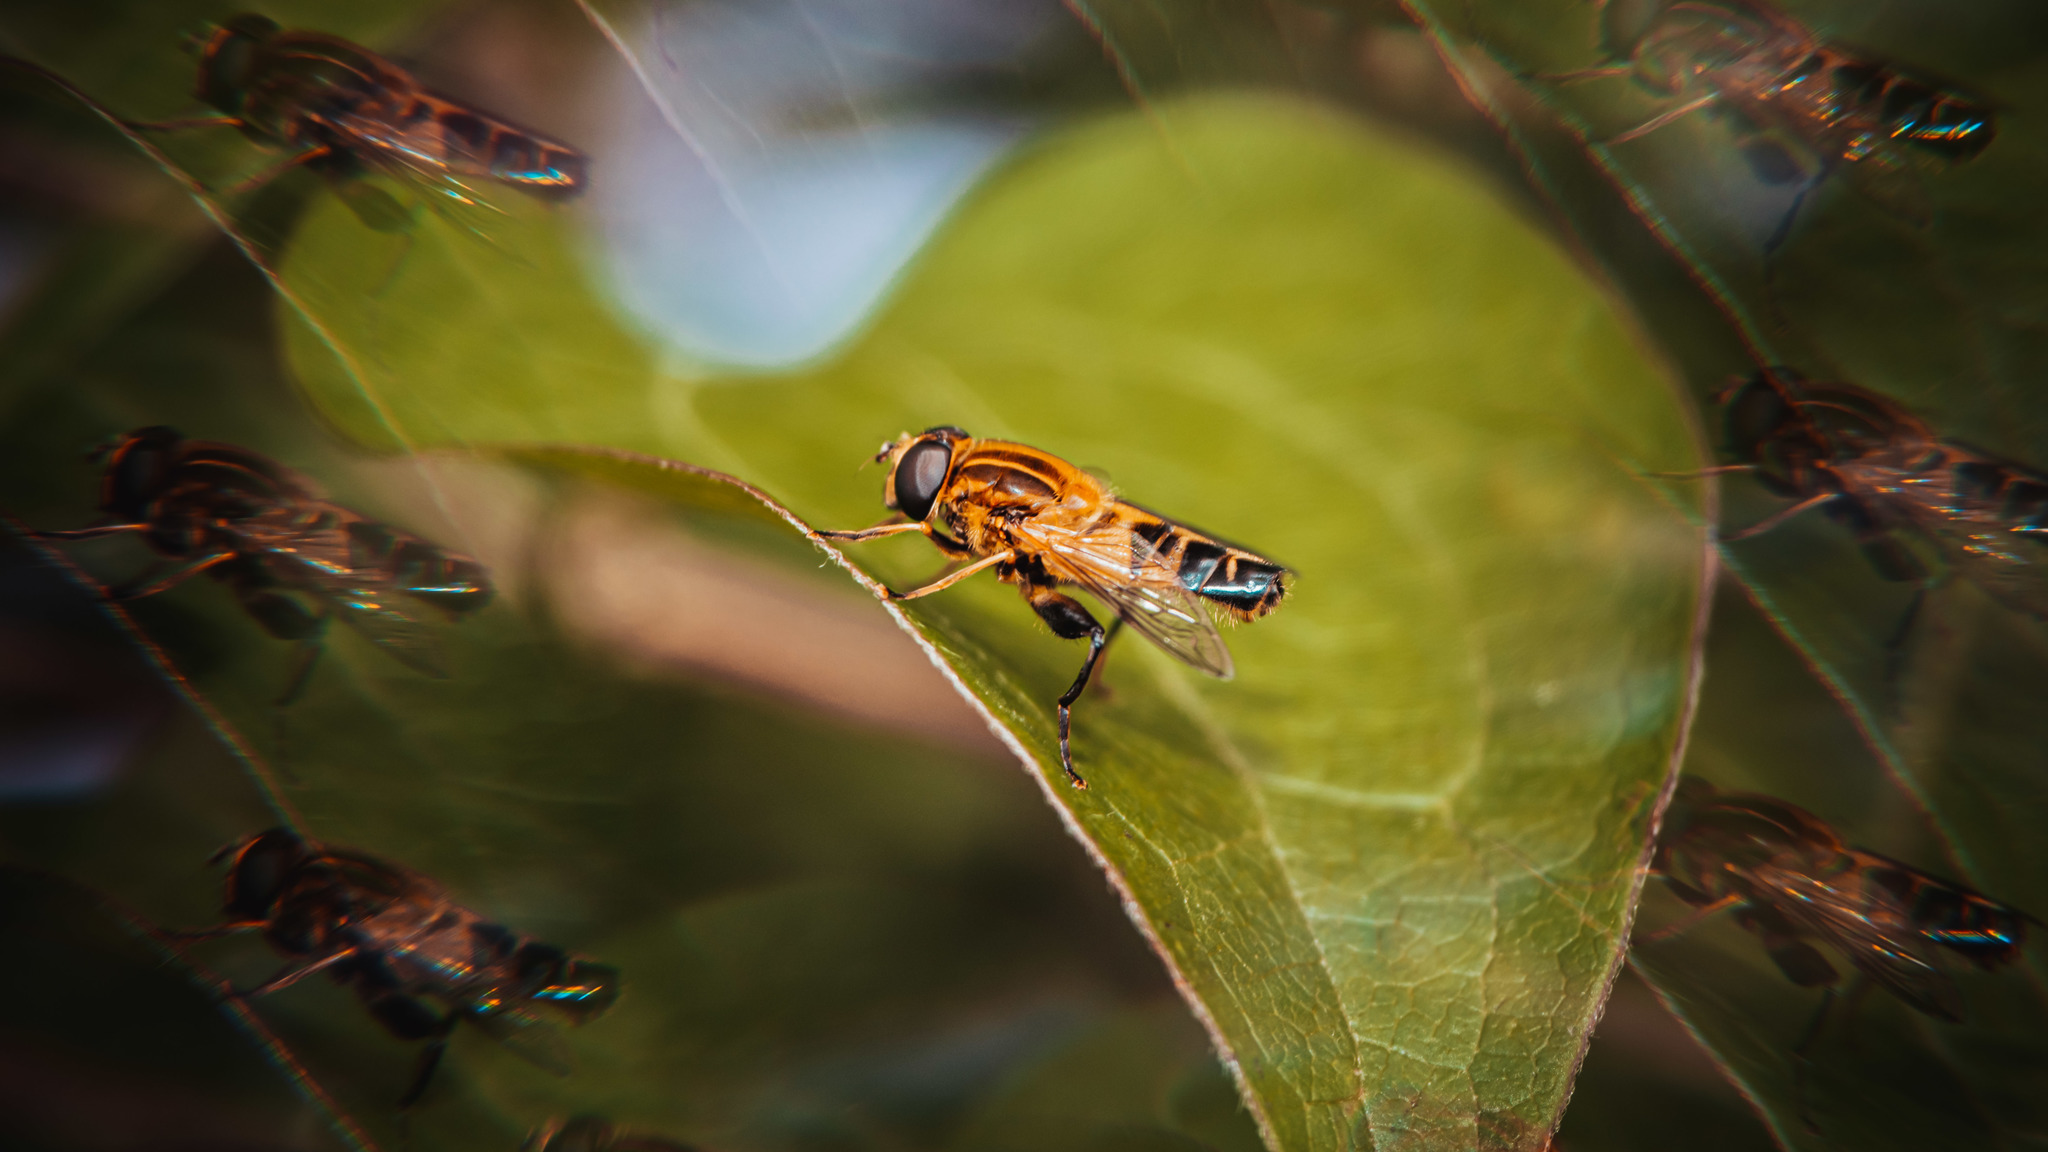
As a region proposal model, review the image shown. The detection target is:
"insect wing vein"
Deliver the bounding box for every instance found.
[469,1007,575,1075]
[1759,863,1963,1018]
[267,510,449,675]
[1015,516,1234,678]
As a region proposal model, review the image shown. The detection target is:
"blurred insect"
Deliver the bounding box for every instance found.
[818,427,1289,788]
[525,1115,702,1152]
[29,427,491,703]
[134,13,585,226]
[1546,0,1994,249]
[1714,369,2048,648]
[173,827,620,1108]
[1648,777,2031,1125]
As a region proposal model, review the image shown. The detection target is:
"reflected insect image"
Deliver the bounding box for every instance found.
[526,1114,701,1152]
[1646,778,2031,1124]
[172,827,621,1108]
[1714,369,2048,637]
[138,13,585,218]
[819,427,1289,788]
[30,426,492,702]
[1550,0,1994,248]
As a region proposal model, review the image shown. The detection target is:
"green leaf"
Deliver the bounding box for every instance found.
[276,93,1709,1150]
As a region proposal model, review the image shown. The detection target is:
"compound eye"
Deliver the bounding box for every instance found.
[892,439,952,522]
[1724,376,1789,460]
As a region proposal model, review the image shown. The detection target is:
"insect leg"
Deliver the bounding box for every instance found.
[1722,492,1838,541]
[1605,91,1720,146]
[23,522,151,540]
[1644,464,1756,481]
[1024,587,1121,789]
[815,522,930,543]
[886,550,1014,601]
[274,640,327,709]
[108,551,234,599]
[926,529,973,558]
[395,1012,460,1110]
[230,947,359,999]
[1636,892,1744,944]
[155,920,267,944]
[1764,172,1823,260]
[219,145,334,197]
[121,114,246,133]
[1882,585,1927,705]
[1835,975,1875,1052]
[1791,986,1838,1134]
[1529,63,1637,83]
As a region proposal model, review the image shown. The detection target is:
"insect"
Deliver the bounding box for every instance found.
[1548,0,1994,249]
[1648,777,2030,1124]
[173,827,620,1108]
[526,1115,700,1152]
[1716,369,2048,635]
[138,13,584,218]
[29,426,492,702]
[817,427,1289,787]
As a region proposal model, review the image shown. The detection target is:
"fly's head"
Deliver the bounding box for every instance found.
[878,426,968,524]
[194,13,282,114]
[97,426,185,524]
[1723,371,1837,498]
[216,826,311,925]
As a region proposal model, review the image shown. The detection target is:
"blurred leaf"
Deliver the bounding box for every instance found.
[0,864,354,1152]
[1618,580,2048,1150]
[1388,3,2048,1142]
[275,93,1709,1150]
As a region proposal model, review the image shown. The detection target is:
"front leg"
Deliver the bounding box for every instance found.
[1023,586,1123,789]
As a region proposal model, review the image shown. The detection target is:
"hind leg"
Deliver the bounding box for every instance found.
[1023,586,1122,789]
[360,991,458,1109]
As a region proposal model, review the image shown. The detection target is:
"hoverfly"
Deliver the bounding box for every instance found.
[1717,369,2048,630]
[526,1115,700,1152]
[174,827,620,1108]
[1549,0,1994,248]
[29,427,491,702]
[138,13,584,220]
[818,427,1289,788]
[1648,777,2031,1123]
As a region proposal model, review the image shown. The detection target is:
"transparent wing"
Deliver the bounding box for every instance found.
[1843,456,2048,619]
[1013,516,1234,679]
[467,1007,573,1076]
[248,511,450,677]
[1757,864,1963,1019]
[304,107,517,245]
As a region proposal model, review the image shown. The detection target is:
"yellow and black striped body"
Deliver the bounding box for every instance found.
[827,426,1288,785]
[925,435,1288,622]
[197,14,586,199]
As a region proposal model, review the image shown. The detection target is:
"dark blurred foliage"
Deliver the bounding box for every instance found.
[1,0,2026,1149]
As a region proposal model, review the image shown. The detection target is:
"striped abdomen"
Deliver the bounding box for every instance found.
[1132,515,1287,620]
[1876,864,2031,966]
[384,92,587,198]
[343,518,494,616]
[1826,59,1995,160]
